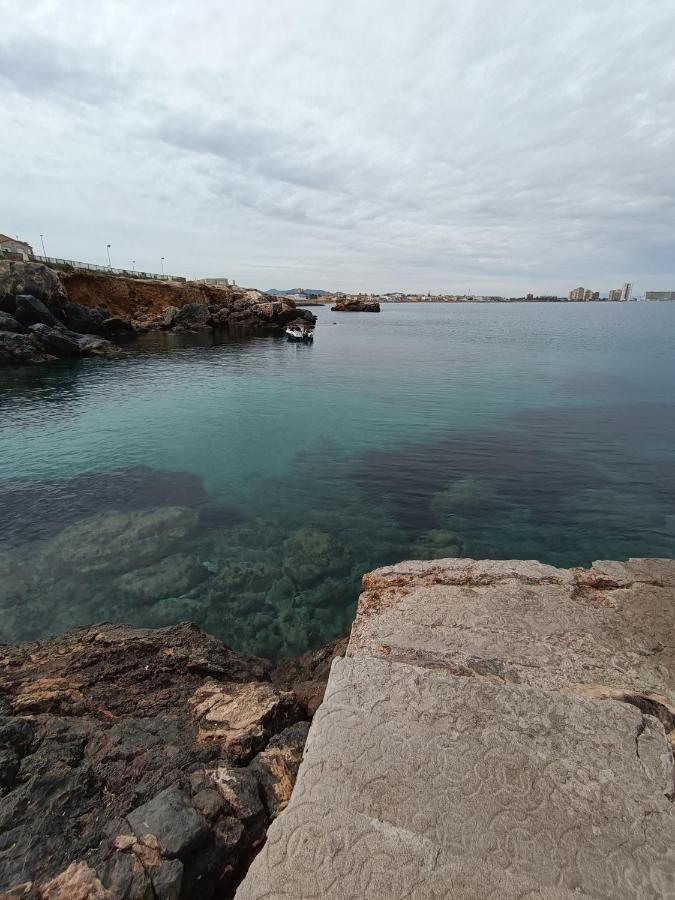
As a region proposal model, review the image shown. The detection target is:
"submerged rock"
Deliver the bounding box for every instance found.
[39,506,200,576]
[0,465,209,547]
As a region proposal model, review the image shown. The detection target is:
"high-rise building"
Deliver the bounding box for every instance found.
[569,286,586,301]
[608,289,622,301]
[620,282,633,302]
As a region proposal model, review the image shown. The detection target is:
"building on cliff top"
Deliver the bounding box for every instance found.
[0,234,34,261]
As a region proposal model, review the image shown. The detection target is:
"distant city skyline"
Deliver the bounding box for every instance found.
[2,1,674,295]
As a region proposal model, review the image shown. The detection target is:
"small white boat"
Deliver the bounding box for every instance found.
[286,324,314,342]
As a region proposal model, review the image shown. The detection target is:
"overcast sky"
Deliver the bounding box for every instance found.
[1,0,674,294]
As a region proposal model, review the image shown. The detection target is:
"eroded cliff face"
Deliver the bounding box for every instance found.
[0,624,345,900]
[60,271,227,326]
[59,271,315,333]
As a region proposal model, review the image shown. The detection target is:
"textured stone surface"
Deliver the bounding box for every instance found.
[237,558,675,899]
[351,557,675,707]
[0,623,334,898]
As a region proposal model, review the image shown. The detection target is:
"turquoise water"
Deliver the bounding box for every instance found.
[2,303,674,657]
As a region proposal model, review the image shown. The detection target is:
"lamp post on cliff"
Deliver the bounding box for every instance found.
[161,257,165,277]
[106,244,112,269]
[132,260,135,273]
[40,234,46,257]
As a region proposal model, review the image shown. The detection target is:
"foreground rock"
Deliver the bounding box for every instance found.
[330,295,380,312]
[0,623,345,899]
[238,558,675,899]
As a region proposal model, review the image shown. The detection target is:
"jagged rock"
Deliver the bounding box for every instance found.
[0,331,56,366]
[103,317,134,335]
[74,333,123,358]
[14,294,62,327]
[188,679,300,761]
[0,260,68,318]
[173,303,211,328]
[29,323,85,357]
[163,306,179,327]
[0,312,27,333]
[0,623,336,898]
[272,636,348,717]
[330,296,380,312]
[127,786,209,858]
[62,301,110,336]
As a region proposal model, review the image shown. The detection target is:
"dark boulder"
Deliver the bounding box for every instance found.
[173,303,211,328]
[104,316,135,336]
[14,294,62,327]
[0,331,56,366]
[127,786,210,858]
[0,312,27,334]
[63,301,109,336]
[30,323,83,357]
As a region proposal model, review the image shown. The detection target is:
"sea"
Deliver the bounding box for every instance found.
[1,301,674,658]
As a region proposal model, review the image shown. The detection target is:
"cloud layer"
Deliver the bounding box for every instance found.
[1,0,674,293]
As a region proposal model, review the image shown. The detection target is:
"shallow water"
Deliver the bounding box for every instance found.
[1,302,674,657]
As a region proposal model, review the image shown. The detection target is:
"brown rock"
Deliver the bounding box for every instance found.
[39,863,113,900]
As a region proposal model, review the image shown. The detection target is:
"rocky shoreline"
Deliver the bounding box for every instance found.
[0,262,316,367]
[0,622,346,898]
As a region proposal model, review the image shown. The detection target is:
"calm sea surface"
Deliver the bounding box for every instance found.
[1,302,674,657]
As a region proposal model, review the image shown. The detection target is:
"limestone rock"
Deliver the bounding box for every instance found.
[189,679,300,761]
[237,558,675,899]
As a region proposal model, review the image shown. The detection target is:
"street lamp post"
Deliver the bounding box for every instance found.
[107,244,112,269]
[161,257,165,277]
[40,234,47,257]
[132,260,135,273]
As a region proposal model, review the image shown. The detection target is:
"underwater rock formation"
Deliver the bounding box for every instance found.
[0,622,346,899]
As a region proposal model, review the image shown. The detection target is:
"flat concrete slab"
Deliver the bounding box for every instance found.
[236,560,675,899]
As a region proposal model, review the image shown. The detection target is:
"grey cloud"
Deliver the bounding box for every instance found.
[0,35,126,104]
[1,0,674,293]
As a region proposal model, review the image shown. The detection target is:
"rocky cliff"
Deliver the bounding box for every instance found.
[0,623,346,899]
[0,262,316,366]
